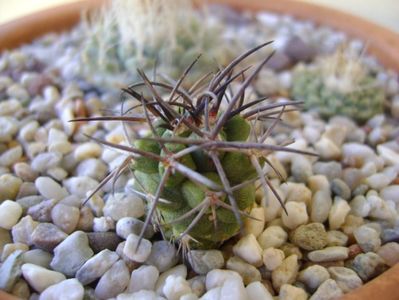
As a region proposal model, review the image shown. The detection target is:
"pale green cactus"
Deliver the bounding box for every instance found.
[291,48,385,122]
[80,0,232,89]
[78,44,311,250]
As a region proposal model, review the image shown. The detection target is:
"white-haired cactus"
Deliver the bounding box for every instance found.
[80,0,232,89]
[74,44,313,249]
[291,48,385,122]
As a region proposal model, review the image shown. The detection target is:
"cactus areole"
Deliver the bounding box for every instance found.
[77,43,313,249]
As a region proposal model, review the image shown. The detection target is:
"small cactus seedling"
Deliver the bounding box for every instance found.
[291,47,385,122]
[80,0,232,89]
[74,43,314,250]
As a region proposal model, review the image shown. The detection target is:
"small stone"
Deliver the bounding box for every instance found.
[309,279,343,300]
[0,227,12,255]
[315,137,341,160]
[326,230,348,247]
[291,158,313,183]
[308,175,330,193]
[308,247,349,263]
[279,284,307,300]
[156,264,187,295]
[219,275,248,300]
[11,215,38,245]
[188,275,206,297]
[22,249,52,268]
[50,231,94,277]
[0,117,18,142]
[47,167,68,181]
[331,179,351,200]
[262,247,285,271]
[233,234,263,267]
[39,279,84,300]
[31,152,62,173]
[31,223,67,252]
[226,256,261,285]
[11,279,30,300]
[116,217,154,240]
[258,226,288,249]
[376,242,399,267]
[298,265,330,292]
[76,249,119,285]
[0,145,22,167]
[27,199,57,222]
[246,281,273,300]
[0,200,22,230]
[281,202,308,230]
[350,195,370,218]
[243,207,265,237]
[205,269,241,290]
[328,197,351,230]
[123,233,152,263]
[16,182,38,199]
[271,254,299,291]
[51,203,80,234]
[21,263,66,293]
[0,174,22,201]
[13,162,38,182]
[1,243,29,261]
[163,275,192,300]
[312,162,342,181]
[342,143,377,168]
[0,250,23,292]
[47,128,72,154]
[189,250,224,275]
[284,35,315,62]
[284,183,312,206]
[291,223,328,251]
[103,193,145,221]
[74,142,102,162]
[311,190,332,223]
[350,252,387,281]
[63,176,99,198]
[377,145,399,166]
[35,176,68,201]
[365,173,392,190]
[127,265,159,293]
[76,206,94,232]
[380,185,399,202]
[353,225,381,252]
[146,240,179,272]
[328,267,363,293]
[75,158,108,181]
[87,232,122,253]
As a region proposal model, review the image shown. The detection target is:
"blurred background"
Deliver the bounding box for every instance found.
[0,0,398,33]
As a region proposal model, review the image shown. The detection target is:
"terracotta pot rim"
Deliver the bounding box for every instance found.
[0,1,398,300]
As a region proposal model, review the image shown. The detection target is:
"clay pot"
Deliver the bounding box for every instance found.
[0,1,398,299]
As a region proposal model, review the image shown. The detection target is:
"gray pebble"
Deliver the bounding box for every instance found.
[94,260,130,299]
[115,217,154,240]
[87,232,122,253]
[309,279,343,300]
[308,247,349,262]
[11,215,38,245]
[31,222,68,252]
[298,265,330,292]
[31,152,62,173]
[350,252,387,281]
[16,182,38,199]
[0,250,23,292]
[284,35,315,62]
[331,179,351,200]
[75,158,108,181]
[312,161,342,181]
[16,195,45,212]
[226,256,261,285]
[326,230,348,247]
[189,250,225,275]
[63,176,99,198]
[76,249,119,285]
[353,225,381,253]
[0,227,12,255]
[27,199,57,222]
[146,240,179,272]
[291,158,313,183]
[50,231,94,277]
[328,267,363,293]
[22,249,52,269]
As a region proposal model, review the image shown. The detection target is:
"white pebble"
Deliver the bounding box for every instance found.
[262,247,285,271]
[282,202,308,230]
[39,279,84,300]
[366,173,392,190]
[0,117,18,142]
[74,142,102,162]
[18,121,39,142]
[246,281,273,300]
[35,176,68,201]
[93,216,115,232]
[243,207,265,237]
[63,176,99,198]
[163,275,192,300]
[205,269,241,290]
[103,193,145,221]
[21,263,66,293]
[51,203,80,234]
[233,234,263,267]
[123,233,152,263]
[328,197,351,230]
[0,145,22,167]
[311,190,332,223]
[156,264,187,295]
[354,225,381,252]
[257,226,287,249]
[0,200,23,229]
[279,284,307,300]
[128,265,159,293]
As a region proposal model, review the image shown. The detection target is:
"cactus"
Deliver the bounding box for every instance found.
[76,44,313,250]
[80,0,232,89]
[291,47,385,122]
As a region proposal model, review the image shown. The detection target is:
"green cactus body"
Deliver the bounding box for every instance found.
[93,43,305,250]
[291,49,385,122]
